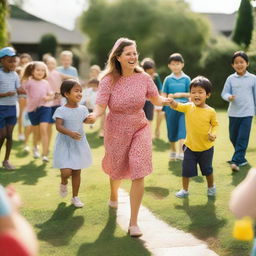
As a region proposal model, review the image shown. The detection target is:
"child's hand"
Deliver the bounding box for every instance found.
[70,131,82,140]
[86,113,97,124]
[168,93,174,98]
[54,92,61,99]
[208,133,216,141]
[228,95,236,101]
[5,91,16,96]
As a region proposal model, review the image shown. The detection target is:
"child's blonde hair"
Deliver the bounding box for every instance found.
[21,61,48,82]
[60,50,73,58]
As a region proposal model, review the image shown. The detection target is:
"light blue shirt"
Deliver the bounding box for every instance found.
[0,185,11,216]
[0,68,20,105]
[162,72,190,103]
[221,71,256,117]
[57,66,78,78]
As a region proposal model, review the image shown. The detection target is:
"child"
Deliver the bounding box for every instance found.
[53,79,92,208]
[162,53,190,160]
[0,47,21,170]
[221,51,256,172]
[141,58,163,134]
[168,76,218,198]
[22,61,54,162]
[89,64,101,79]
[57,50,78,78]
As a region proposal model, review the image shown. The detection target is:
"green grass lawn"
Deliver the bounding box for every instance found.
[0,110,255,256]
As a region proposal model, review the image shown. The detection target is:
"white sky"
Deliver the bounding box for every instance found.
[12,0,242,30]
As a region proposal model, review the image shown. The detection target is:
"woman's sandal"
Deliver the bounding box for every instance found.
[128,226,143,237]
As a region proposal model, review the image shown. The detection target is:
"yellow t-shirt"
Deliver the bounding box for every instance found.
[174,102,218,151]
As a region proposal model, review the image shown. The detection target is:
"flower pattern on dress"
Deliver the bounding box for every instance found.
[96,72,158,180]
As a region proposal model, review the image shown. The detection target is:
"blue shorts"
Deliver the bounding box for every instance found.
[28,106,52,126]
[182,146,214,177]
[0,105,17,128]
[49,105,61,123]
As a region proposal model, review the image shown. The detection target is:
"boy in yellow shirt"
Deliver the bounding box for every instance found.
[168,76,218,198]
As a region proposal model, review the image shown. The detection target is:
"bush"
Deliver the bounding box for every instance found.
[38,33,58,59]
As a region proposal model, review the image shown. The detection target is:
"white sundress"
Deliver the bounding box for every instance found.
[53,105,92,169]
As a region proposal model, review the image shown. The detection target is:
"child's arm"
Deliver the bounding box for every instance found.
[55,118,82,140]
[168,96,178,109]
[0,91,16,97]
[173,92,190,98]
[86,104,106,124]
[221,77,235,102]
[43,92,55,102]
[208,110,218,141]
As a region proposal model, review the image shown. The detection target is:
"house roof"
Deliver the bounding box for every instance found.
[8,5,85,45]
[202,12,236,34]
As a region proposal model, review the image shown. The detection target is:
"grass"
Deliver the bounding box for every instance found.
[0,110,255,256]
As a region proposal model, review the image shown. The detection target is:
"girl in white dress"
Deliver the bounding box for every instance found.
[53,79,92,207]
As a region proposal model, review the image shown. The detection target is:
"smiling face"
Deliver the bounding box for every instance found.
[190,86,210,108]
[1,56,17,72]
[65,84,82,104]
[32,64,47,80]
[117,44,138,75]
[232,56,248,76]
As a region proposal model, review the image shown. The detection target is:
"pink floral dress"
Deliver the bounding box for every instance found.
[96,72,158,180]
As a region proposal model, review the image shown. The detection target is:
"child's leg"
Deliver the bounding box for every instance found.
[182,177,189,191]
[18,97,26,136]
[60,168,72,185]
[110,178,122,202]
[206,174,214,188]
[39,122,49,156]
[71,170,81,197]
[24,125,32,147]
[0,127,7,151]
[3,125,15,161]
[47,124,53,149]
[155,109,164,138]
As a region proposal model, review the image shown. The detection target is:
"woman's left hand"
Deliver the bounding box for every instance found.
[85,113,97,124]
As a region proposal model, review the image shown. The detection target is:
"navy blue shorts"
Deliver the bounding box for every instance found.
[28,106,52,126]
[49,105,61,123]
[182,146,214,177]
[0,105,17,128]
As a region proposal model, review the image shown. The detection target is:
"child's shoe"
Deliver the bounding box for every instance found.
[2,160,15,170]
[59,184,68,197]
[71,197,84,208]
[231,163,239,172]
[207,185,216,197]
[108,200,118,208]
[23,146,30,152]
[128,225,143,237]
[33,147,40,159]
[176,153,184,161]
[42,156,49,162]
[175,189,189,198]
[169,152,176,161]
[18,134,25,141]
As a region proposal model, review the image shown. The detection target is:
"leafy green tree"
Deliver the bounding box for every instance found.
[232,0,253,48]
[38,33,58,59]
[0,0,8,48]
[80,0,210,76]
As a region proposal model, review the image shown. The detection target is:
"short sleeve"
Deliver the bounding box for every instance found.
[96,76,112,105]
[81,105,89,120]
[146,75,158,98]
[0,185,12,216]
[52,107,63,120]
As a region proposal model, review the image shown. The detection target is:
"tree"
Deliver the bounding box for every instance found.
[38,33,58,59]
[232,0,253,48]
[80,0,210,76]
[0,0,8,48]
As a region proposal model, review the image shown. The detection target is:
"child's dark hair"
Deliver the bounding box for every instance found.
[190,76,212,94]
[168,53,184,64]
[60,79,80,97]
[232,51,249,64]
[88,78,99,86]
[141,58,155,70]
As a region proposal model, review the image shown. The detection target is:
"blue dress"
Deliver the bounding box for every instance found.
[53,105,92,169]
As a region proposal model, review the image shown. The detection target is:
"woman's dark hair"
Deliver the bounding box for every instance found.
[190,76,212,94]
[60,79,80,97]
[168,53,184,64]
[232,51,249,64]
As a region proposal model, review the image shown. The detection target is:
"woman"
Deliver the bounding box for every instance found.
[87,38,171,237]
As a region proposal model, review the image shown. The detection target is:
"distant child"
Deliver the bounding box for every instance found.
[221,51,256,172]
[89,64,101,79]
[168,76,218,198]
[53,79,92,207]
[162,53,190,160]
[141,58,163,136]
[21,61,54,162]
[57,50,78,78]
[0,47,22,170]
[80,78,99,113]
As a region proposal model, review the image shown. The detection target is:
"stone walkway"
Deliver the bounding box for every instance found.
[116,189,219,256]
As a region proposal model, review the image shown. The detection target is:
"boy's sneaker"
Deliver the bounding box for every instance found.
[71,197,84,208]
[230,163,240,172]
[42,156,49,162]
[169,152,176,161]
[2,161,15,170]
[175,189,189,198]
[59,184,68,197]
[33,147,40,159]
[207,185,216,197]
[176,153,184,161]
